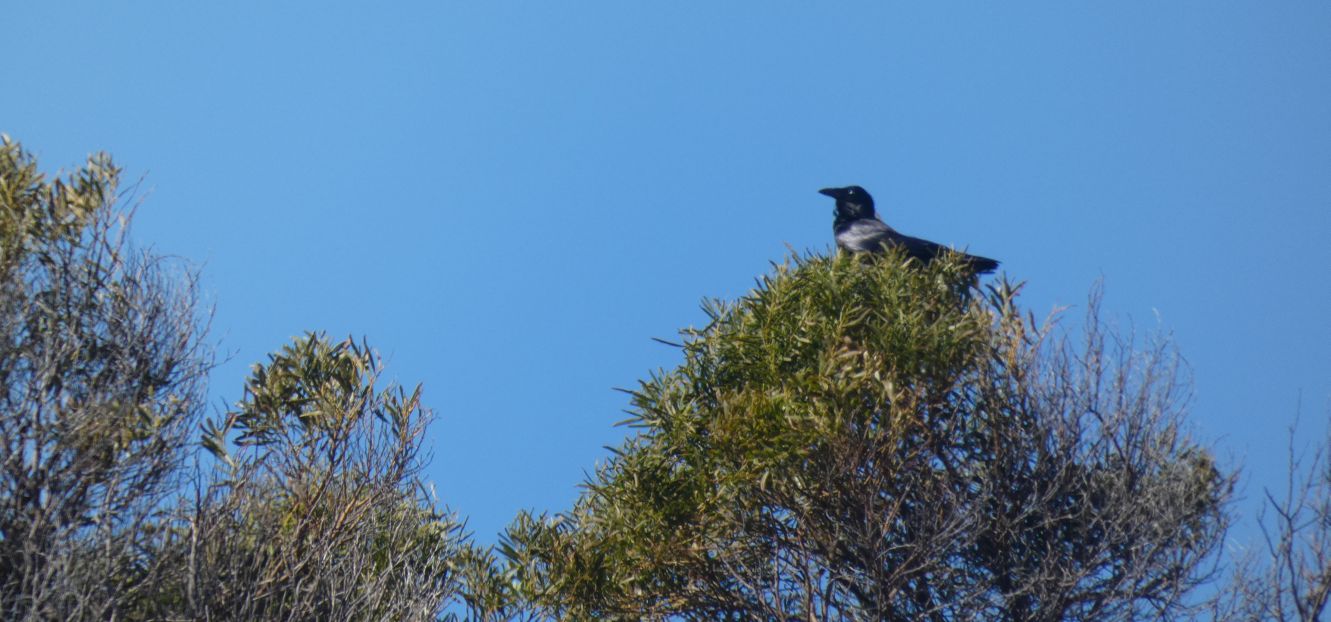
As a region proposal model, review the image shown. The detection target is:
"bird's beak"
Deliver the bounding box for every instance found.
[818,187,841,199]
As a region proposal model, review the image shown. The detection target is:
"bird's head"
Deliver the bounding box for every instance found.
[818,185,876,221]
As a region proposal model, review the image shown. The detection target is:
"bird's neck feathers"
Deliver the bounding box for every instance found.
[833,201,877,229]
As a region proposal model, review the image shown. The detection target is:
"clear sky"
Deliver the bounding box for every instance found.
[4,2,1329,546]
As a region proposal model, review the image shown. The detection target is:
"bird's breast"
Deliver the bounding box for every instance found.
[835,219,897,253]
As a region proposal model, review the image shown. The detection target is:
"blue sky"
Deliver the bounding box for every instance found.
[5,2,1329,546]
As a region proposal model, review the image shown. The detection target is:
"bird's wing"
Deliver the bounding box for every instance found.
[892,232,950,262]
[896,232,1000,273]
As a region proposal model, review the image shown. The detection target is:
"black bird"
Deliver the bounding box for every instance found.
[818,185,999,274]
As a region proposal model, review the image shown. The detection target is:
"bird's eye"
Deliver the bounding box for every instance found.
[846,188,856,195]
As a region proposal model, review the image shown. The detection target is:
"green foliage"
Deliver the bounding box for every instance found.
[0,135,116,272]
[629,250,987,493]
[496,251,1231,621]
[203,332,419,463]
[158,332,464,621]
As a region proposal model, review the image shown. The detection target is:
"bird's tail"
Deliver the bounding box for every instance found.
[967,254,999,274]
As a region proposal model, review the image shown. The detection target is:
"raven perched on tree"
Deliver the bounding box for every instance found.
[819,185,999,274]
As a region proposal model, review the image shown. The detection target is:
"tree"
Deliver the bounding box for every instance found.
[0,136,212,619]
[0,137,471,620]
[1214,419,1331,622]
[142,333,468,621]
[494,251,1233,621]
